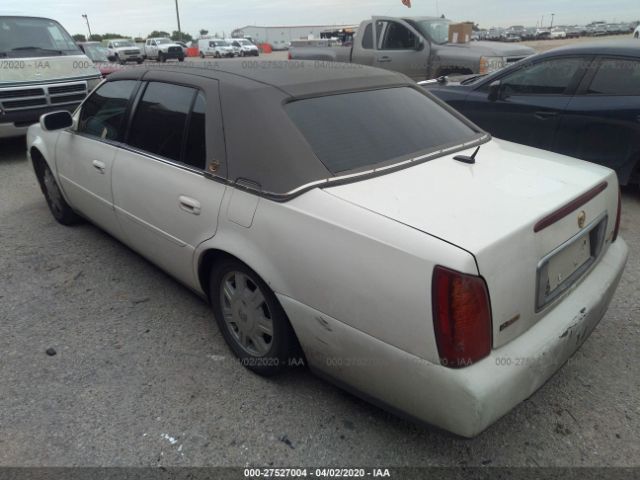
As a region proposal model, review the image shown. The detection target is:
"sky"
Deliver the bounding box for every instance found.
[2,0,638,38]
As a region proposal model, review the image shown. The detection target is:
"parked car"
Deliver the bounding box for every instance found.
[105,38,143,64]
[566,27,581,38]
[77,41,120,76]
[26,62,627,437]
[550,28,567,39]
[422,41,640,185]
[197,39,234,58]
[144,37,185,62]
[226,38,259,56]
[289,16,534,80]
[0,16,101,138]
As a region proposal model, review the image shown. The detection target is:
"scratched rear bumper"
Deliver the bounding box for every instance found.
[279,238,628,437]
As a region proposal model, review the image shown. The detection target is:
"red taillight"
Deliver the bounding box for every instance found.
[613,188,622,242]
[432,266,492,368]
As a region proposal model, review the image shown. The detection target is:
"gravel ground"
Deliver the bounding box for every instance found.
[0,134,638,468]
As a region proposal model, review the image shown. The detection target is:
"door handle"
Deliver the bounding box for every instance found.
[534,111,558,120]
[178,195,201,215]
[92,160,106,173]
[377,56,392,63]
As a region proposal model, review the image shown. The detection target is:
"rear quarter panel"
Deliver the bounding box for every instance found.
[195,187,477,364]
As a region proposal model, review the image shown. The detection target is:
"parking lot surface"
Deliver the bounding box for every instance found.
[1,131,639,467]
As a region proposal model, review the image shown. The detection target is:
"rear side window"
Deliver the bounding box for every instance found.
[501,58,585,95]
[184,93,207,170]
[285,87,477,174]
[78,80,137,140]
[587,58,640,95]
[127,82,196,163]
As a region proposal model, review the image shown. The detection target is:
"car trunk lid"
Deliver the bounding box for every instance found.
[324,139,619,348]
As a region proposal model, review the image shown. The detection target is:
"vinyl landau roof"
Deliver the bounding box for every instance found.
[106,61,481,199]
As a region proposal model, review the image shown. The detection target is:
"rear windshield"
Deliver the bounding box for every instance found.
[285,87,478,174]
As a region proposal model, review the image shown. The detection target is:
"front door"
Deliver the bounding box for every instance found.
[464,57,589,151]
[55,79,138,237]
[372,17,430,81]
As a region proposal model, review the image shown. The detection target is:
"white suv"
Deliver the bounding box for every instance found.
[197,39,234,58]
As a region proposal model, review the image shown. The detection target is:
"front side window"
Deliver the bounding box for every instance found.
[500,58,585,96]
[78,80,137,140]
[587,58,640,96]
[127,82,204,166]
[380,21,419,50]
[285,87,477,174]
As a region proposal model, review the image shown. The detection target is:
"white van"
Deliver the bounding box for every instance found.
[0,16,101,138]
[197,39,234,58]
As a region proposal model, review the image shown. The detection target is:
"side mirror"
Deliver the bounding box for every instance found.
[488,80,503,102]
[40,111,73,131]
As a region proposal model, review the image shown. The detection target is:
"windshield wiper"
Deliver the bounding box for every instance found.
[460,74,487,85]
[11,46,64,55]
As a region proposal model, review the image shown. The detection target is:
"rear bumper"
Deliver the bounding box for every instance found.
[281,238,628,437]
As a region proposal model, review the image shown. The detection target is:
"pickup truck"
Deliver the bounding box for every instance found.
[289,16,535,81]
[144,37,185,62]
[105,38,144,64]
[0,15,101,138]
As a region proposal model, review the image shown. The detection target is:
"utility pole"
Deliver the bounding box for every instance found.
[541,15,545,28]
[174,0,182,41]
[81,14,92,40]
[551,13,555,28]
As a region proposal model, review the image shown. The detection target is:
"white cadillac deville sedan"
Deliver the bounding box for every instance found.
[27,63,628,437]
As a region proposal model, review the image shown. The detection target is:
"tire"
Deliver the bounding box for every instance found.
[116,54,125,65]
[200,52,205,58]
[215,51,221,58]
[209,258,300,376]
[160,52,166,63]
[178,57,184,62]
[137,58,143,64]
[39,162,82,226]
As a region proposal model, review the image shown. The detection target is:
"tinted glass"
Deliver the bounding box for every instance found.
[0,17,80,57]
[78,80,136,140]
[361,23,373,49]
[382,22,419,50]
[285,87,477,174]
[184,93,206,170]
[501,58,584,95]
[588,58,640,95]
[128,82,195,162]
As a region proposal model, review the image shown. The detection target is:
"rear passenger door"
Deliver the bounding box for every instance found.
[554,56,640,185]
[112,80,226,290]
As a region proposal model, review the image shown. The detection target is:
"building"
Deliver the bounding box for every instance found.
[231,24,356,50]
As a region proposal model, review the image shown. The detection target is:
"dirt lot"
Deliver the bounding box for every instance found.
[1,128,639,468]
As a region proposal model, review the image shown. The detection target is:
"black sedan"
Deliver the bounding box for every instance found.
[423,41,640,185]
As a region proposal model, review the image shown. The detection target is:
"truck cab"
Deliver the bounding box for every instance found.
[144,38,185,62]
[0,16,101,138]
[289,16,535,81]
